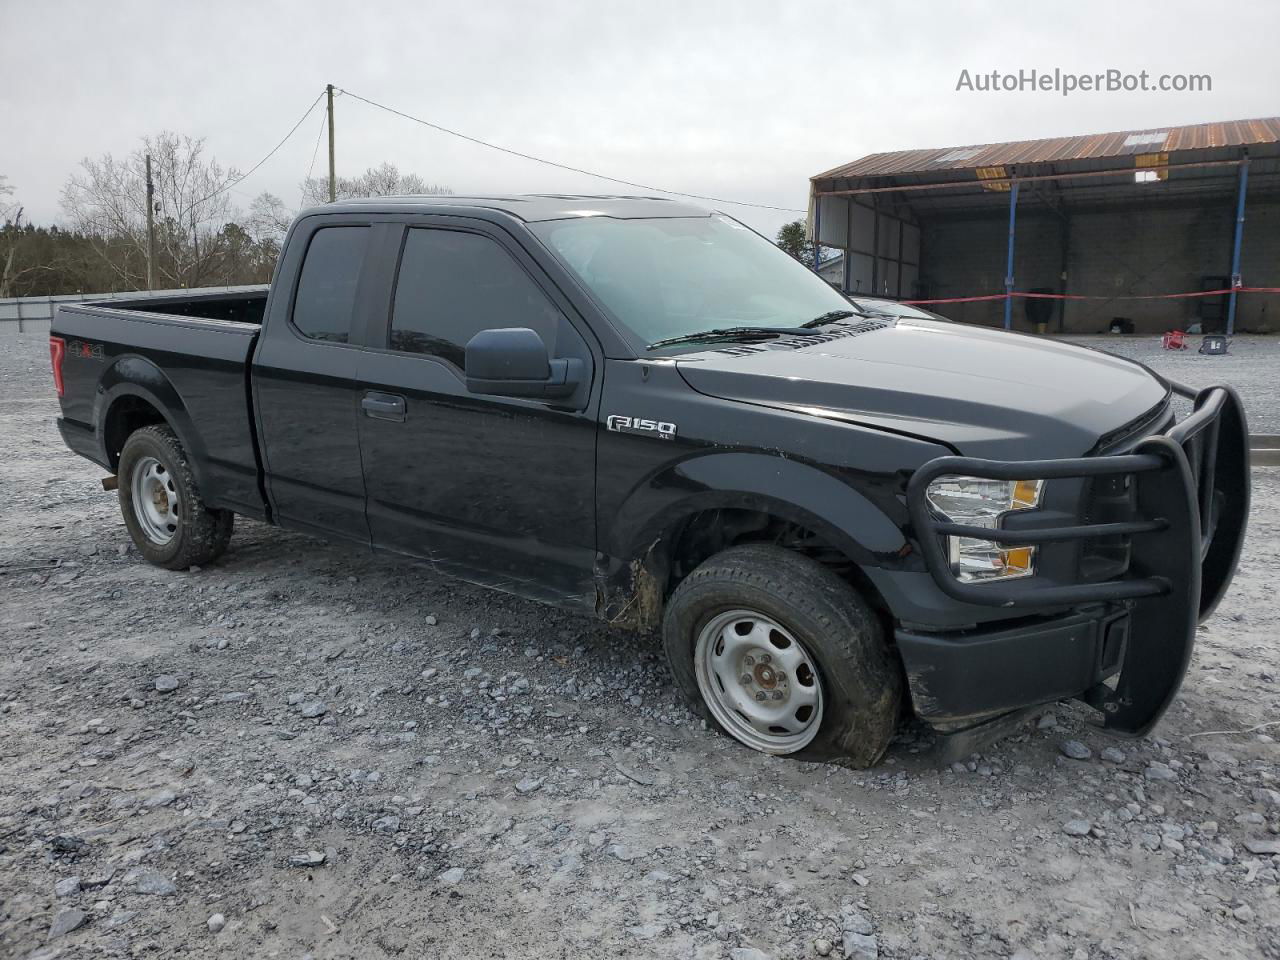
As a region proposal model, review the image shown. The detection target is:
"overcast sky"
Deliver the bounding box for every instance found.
[3,0,1278,237]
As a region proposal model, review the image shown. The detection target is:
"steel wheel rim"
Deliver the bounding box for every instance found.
[130,455,180,545]
[693,608,824,754]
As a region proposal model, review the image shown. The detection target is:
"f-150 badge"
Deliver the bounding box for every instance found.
[606,415,677,440]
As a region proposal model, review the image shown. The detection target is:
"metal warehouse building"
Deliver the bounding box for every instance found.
[809,117,1280,334]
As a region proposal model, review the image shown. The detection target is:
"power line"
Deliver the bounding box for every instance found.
[335,86,805,214]
[193,91,326,207]
[300,106,329,210]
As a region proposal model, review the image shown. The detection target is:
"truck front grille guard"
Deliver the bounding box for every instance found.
[905,383,1247,611]
[905,383,1250,737]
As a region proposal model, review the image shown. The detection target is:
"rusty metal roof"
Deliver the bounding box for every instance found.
[815,116,1280,181]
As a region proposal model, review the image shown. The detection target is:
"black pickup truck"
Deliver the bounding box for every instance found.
[51,195,1250,765]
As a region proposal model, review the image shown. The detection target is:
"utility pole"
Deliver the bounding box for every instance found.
[145,154,156,290]
[326,84,336,202]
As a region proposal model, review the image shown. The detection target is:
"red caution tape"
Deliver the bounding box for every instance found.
[902,287,1280,306]
[901,294,1008,304]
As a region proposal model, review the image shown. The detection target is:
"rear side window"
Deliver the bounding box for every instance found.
[292,226,369,343]
[389,229,561,367]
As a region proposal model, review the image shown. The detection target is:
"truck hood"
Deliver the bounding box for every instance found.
[674,318,1169,459]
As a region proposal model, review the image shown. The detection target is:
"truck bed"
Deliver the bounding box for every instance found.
[104,287,269,325]
[52,287,269,520]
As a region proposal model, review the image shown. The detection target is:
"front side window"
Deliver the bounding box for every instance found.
[530,214,855,349]
[390,229,562,367]
[292,226,369,343]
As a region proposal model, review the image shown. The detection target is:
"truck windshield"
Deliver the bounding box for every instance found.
[530,214,855,349]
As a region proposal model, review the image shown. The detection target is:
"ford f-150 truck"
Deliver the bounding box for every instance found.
[50,195,1250,766]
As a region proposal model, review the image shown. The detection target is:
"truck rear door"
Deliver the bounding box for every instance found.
[354,217,599,607]
[253,216,376,543]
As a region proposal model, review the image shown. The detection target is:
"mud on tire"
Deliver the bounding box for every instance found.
[662,543,902,768]
[117,424,233,570]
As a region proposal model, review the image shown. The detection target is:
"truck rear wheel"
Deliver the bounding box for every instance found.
[662,544,901,767]
[118,424,233,570]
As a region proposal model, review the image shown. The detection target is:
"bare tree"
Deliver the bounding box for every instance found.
[1,176,29,298]
[61,133,240,288]
[0,175,15,222]
[246,192,294,245]
[302,162,452,205]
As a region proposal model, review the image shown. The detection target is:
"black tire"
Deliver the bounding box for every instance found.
[663,544,902,768]
[117,424,233,570]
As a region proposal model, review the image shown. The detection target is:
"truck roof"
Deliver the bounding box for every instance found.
[326,194,712,222]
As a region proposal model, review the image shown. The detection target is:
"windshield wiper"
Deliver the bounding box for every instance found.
[799,309,860,328]
[647,325,809,349]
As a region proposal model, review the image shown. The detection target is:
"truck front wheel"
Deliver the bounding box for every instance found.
[662,544,901,767]
[118,425,233,570]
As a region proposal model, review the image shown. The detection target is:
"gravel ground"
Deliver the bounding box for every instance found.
[1,331,1278,960]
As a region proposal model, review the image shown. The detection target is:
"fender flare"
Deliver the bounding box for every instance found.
[610,450,909,572]
[94,355,211,493]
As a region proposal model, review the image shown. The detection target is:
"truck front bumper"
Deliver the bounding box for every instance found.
[896,606,1132,730]
[900,383,1250,740]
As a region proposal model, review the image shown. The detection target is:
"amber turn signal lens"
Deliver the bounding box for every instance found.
[1002,546,1035,576]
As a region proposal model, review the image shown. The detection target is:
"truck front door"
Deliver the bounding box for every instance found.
[355,219,598,607]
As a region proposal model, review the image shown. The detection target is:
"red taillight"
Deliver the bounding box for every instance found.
[50,336,66,397]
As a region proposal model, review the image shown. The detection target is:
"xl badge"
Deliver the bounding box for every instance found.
[607,415,677,440]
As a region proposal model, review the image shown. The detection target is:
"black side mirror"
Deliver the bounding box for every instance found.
[464,327,582,399]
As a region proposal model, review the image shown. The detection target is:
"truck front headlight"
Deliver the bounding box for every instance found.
[925,477,1044,582]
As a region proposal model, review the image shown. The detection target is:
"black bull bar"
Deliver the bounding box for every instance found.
[906,383,1250,737]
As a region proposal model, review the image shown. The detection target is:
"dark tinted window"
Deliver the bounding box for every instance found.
[390,229,561,366]
[292,226,369,343]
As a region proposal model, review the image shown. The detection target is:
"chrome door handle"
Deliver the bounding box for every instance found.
[361,392,406,422]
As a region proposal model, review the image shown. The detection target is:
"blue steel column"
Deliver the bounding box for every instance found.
[1227,155,1250,336]
[1003,180,1020,331]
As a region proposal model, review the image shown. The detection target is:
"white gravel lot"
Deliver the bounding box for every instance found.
[1,332,1278,960]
